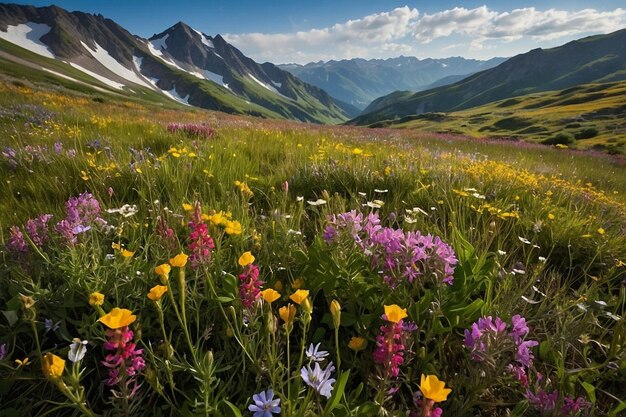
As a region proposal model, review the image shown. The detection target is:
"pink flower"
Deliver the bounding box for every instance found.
[101,326,145,389]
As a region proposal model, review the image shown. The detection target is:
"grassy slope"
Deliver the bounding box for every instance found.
[0,79,625,416]
[366,81,626,153]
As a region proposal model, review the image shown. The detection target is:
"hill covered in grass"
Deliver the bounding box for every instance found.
[352,29,626,126]
[0,79,625,417]
[364,81,626,154]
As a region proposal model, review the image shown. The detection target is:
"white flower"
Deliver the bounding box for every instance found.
[518,236,531,245]
[68,338,88,362]
[307,199,327,206]
[296,196,304,202]
[374,189,388,193]
[497,250,507,256]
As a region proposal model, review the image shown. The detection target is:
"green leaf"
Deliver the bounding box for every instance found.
[222,273,239,299]
[1,310,18,327]
[580,381,596,405]
[220,400,243,417]
[217,296,235,304]
[323,370,350,416]
[609,401,626,416]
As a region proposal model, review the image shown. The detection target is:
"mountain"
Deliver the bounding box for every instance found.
[0,3,349,123]
[278,56,506,110]
[351,29,626,125]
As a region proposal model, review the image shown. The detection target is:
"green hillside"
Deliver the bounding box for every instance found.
[353,29,626,126]
[365,81,626,154]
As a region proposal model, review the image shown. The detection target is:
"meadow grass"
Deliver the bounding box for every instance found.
[0,80,625,416]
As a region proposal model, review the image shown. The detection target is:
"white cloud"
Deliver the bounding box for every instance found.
[413,6,626,43]
[222,5,626,63]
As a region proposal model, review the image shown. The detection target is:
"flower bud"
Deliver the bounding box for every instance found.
[330,299,341,328]
[301,297,313,315]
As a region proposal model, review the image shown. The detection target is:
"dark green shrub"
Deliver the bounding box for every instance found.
[575,127,599,140]
[542,132,575,145]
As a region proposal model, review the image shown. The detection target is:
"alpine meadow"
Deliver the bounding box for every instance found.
[0,2,625,417]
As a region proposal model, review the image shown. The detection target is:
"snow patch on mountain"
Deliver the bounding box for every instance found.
[248,73,291,100]
[0,22,55,58]
[69,62,125,89]
[203,70,230,90]
[193,29,214,49]
[163,87,190,105]
[150,34,169,51]
[81,41,152,89]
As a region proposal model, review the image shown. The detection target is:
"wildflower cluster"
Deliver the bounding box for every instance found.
[55,192,106,244]
[464,315,538,386]
[187,203,216,268]
[325,210,458,287]
[373,304,416,379]
[167,122,214,139]
[99,308,145,392]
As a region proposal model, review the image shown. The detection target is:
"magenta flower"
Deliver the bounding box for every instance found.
[239,264,263,309]
[187,204,215,268]
[372,315,416,379]
[101,326,145,390]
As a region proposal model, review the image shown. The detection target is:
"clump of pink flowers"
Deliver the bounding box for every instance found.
[525,389,590,416]
[372,311,416,379]
[102,326,145,393]
[464,315,538,386]
[324,210,457,287]
[167,122,214,139]
[7,214,53,254]
[239,263,263,309]
[187,204,215,269]
[55,192,106,244]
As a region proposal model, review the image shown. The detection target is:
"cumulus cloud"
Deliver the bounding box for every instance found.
[413,6,626,43]
[224,6,418,63]
[222,5,626,63]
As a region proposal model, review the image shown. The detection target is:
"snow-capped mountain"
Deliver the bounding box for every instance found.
[0,4,350,123]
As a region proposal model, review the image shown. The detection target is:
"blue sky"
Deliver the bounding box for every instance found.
[9,1,626,63]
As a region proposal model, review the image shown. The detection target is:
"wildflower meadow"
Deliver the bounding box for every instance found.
[0,81,625,416]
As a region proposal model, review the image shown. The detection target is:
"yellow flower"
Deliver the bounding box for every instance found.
[182,203,193,211]
[238,251,255,267]
[352,148,363,155]
[292,277,304,289]
[419,374,452,403]
[111,242,122,250]
[384,304,408,323]
[147,285,168,301]
[98,307,137,329]
[121,249,134,258]
[289,289,309,305]
[279,304,296,325]
[14,357,29,367]
[273,280,283,291]
[348,336,367,351]
[155,263,171,276]
[330,300,341,328]
[225,220,242,235]
[169,253,188,267]
[89,292,105,306]
[597,228,605,235]
[261,288,281,303]
[547,213,555,220]
[42,353,65,380]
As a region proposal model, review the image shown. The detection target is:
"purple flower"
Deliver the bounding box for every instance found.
[55,192,105,244]
[516,340,539,367]
[306,343,329,363]
[301,362,336,399]
[325,211,457,287]
[525,389,558,413]
[560,396,590,416]
[510,314,529,342]
[248,389,281,417]
[7,226,28,254]
[0,343,7,360]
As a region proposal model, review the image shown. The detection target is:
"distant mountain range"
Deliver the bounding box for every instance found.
[0,3,350,123]
[279,56,506,110]
[352,29,626,125]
